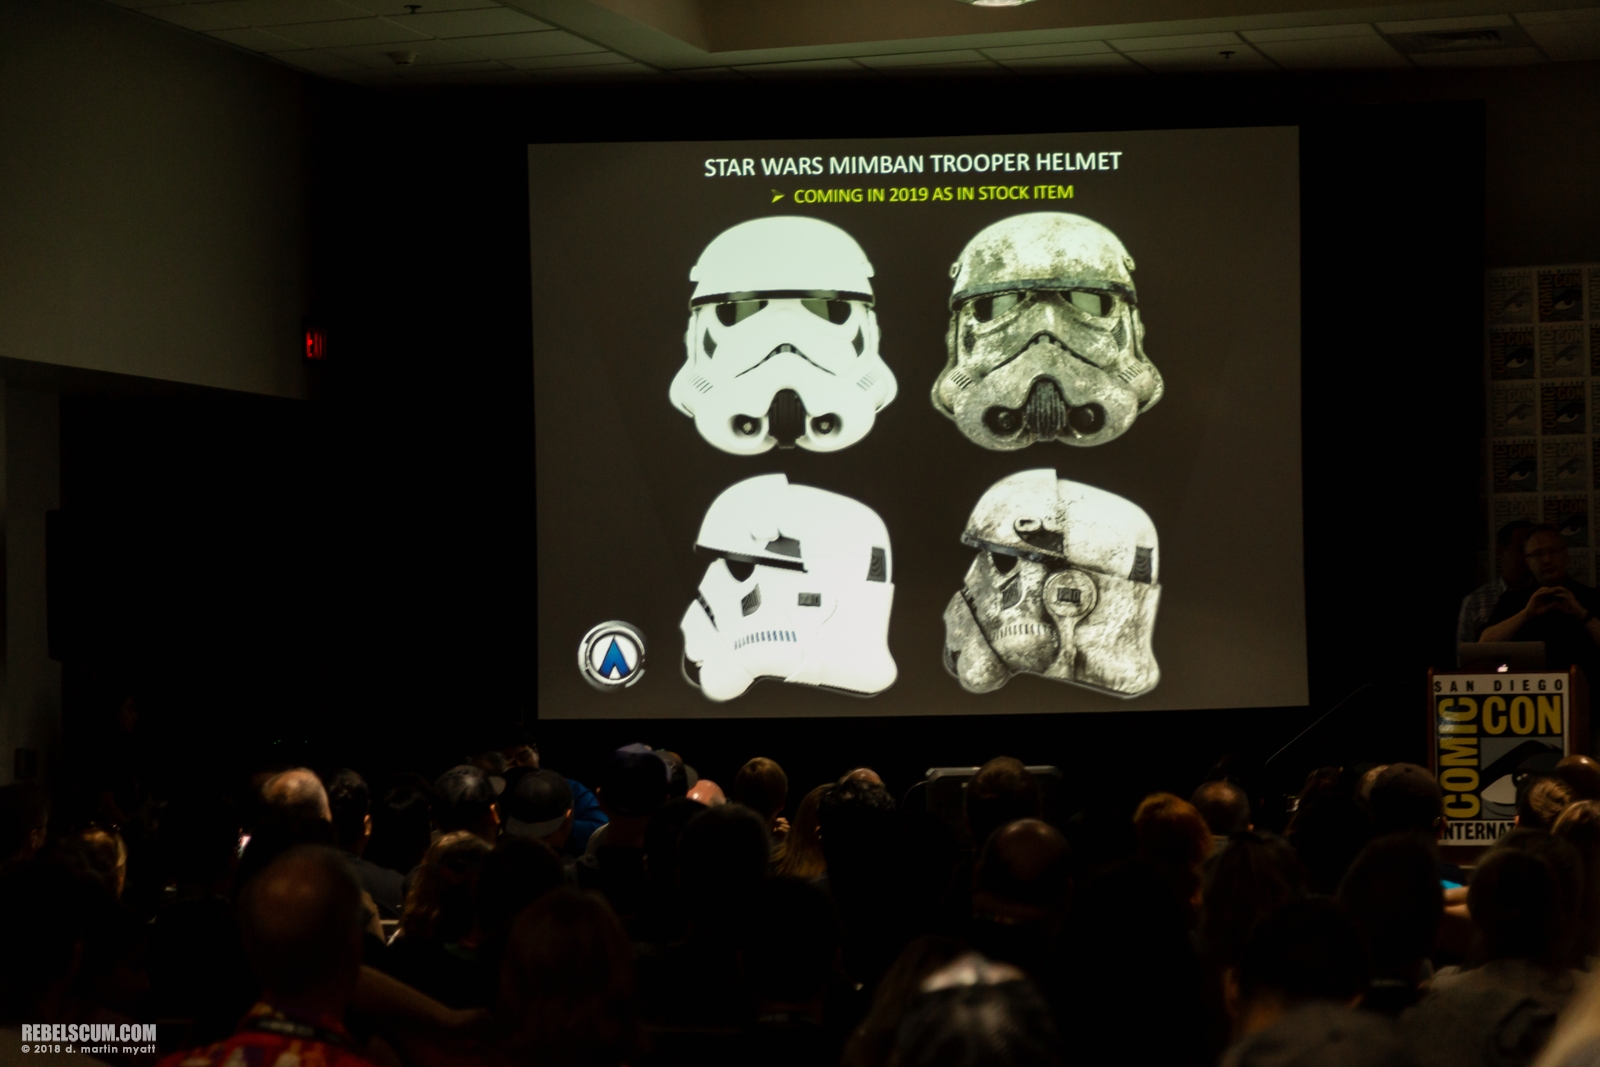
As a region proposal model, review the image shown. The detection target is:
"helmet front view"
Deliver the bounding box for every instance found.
[943,469,1161,698]
[932,212,1163,450]
[669,217,899,455]
[681,473,897,701]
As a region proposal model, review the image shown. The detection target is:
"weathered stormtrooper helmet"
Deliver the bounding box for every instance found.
[943,470,1161,698]
[680,473,897,701]
[932,213,1163,450]
[669,217,898,454]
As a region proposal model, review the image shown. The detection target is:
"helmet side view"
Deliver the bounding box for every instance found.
[932,212,1163,451]
[943,470,1161,698]
[670,217,898,455]
[681,473,897,701]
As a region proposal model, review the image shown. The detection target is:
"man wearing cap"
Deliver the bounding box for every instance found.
[575,745,668,925]
[500,770,577,875]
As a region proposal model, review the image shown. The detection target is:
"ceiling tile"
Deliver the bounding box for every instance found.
[387,7,552,37]
[732,58,868,75]
[1409,45,1545,66]
[146,5,251,31]
[1111,31,1241,51]
[1126,43,1274,69]
[503,50,633,69]
[1242,23,1378,43]
[1518,10,1600,61]
[329,36,482,65]
[187,0,373,27]
[981,40,1111,59]
[207,25,312,50]
[452,30,604,59]
[1001,52,1139,70]
[1252,35,1409,68]
[262,16,428,46]
[270,48,365,71]
[856,49,988,67]
[1376,13,1514,33]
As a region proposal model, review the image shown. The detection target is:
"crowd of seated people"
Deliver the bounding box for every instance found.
[11,738,1600,1067]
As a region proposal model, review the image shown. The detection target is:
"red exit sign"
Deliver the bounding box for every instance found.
[304,325,327,361]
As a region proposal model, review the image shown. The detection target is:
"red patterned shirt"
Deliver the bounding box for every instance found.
[159,1003,377,1067]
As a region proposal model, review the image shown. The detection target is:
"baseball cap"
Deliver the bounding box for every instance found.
[500,769,573,840]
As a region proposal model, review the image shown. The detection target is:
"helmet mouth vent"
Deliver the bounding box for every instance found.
[768,389,807,448]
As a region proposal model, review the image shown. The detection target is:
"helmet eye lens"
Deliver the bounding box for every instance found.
[972,292,1023,322]
[801,298,854,325]
[1068,290,1115,317]
[724,559,756,582]
[715,300,768,327]
[991,551,1019,576]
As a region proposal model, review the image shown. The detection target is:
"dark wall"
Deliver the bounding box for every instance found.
[54,70,1485,814]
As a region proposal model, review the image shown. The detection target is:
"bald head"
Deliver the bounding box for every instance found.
[1556,755,1600,802]
[687,780,726,807]
[974,818,1072,916]
[262,768,331,823]
[841,767,883,786]
[1190,780,1252,837]
[239,845,363,1000]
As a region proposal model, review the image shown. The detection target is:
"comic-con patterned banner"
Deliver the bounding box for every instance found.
[1487,265,1600,583]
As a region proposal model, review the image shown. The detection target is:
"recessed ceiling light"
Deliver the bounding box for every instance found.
[960,0,1038,7]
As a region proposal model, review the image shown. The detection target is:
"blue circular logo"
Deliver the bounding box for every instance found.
[578,621,646,691]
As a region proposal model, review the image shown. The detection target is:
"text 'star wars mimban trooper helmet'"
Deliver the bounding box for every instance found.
[932,213,1163,450]
[944,470,1160,698]
[681,473,896,701]
[669,217,898,455]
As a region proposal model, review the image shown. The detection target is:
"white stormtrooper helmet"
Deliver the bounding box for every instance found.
[943,469,1160,698]
[932,213,1163,450]
[680,473,897,701]
[669,217,899,454]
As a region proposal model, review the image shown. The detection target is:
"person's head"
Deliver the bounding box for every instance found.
[1367,763,1444,838]
[434,764,500,842]
[1133,793,1212,911]
[774,784,830,880]
[1233,899,1369,1035]
[1556,755,1600,801]
[501,769,574,851]
[732,757,789,824]
[1553,800,1600,958]
[966,758,1042,851]
[401,830,491,942]
[1492,828,1585,965]
[160,794,241,890]
[818,775,898,885]
[842,767,884,786]
[741,877,838,1010]
[1497,520,1537,584]
[1337,833,1443,982]
[973,819,1071,924]
[596,746,668,821]
[262,768,332,823]
[679,803,769,938]
[894,958,1061,1067]
[325,769,371,854]
[238,845,365,1012]
[1191,779,1252,838]
[475,836,565,952]
[235,815,338,891]
[1469,838,1570,965]
[498,887,642,1067]
[1287,767,1375,894]
[56,827,128,900]
[655,750,690,799]
[843,935,971,1067]
[0,783,50,863]
[1518,775,1577,831]
[686,779,725,807]
[366,781,434,875]
[1523,525,1569,585]
[1199,833,1304,969]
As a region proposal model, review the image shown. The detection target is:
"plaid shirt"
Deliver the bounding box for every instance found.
[1457,577,1508,646]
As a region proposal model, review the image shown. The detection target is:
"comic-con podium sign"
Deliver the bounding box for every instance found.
[1428,670,1587,847]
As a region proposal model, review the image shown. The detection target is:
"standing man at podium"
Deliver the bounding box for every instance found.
[1481,525,1600,674]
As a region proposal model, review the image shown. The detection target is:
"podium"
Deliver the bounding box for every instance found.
[1427,667,1588,851]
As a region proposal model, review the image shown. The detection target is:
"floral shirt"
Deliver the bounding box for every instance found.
[158,1004,375,1067]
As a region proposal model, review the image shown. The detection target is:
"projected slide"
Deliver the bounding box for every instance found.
[531,128,1306,718]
